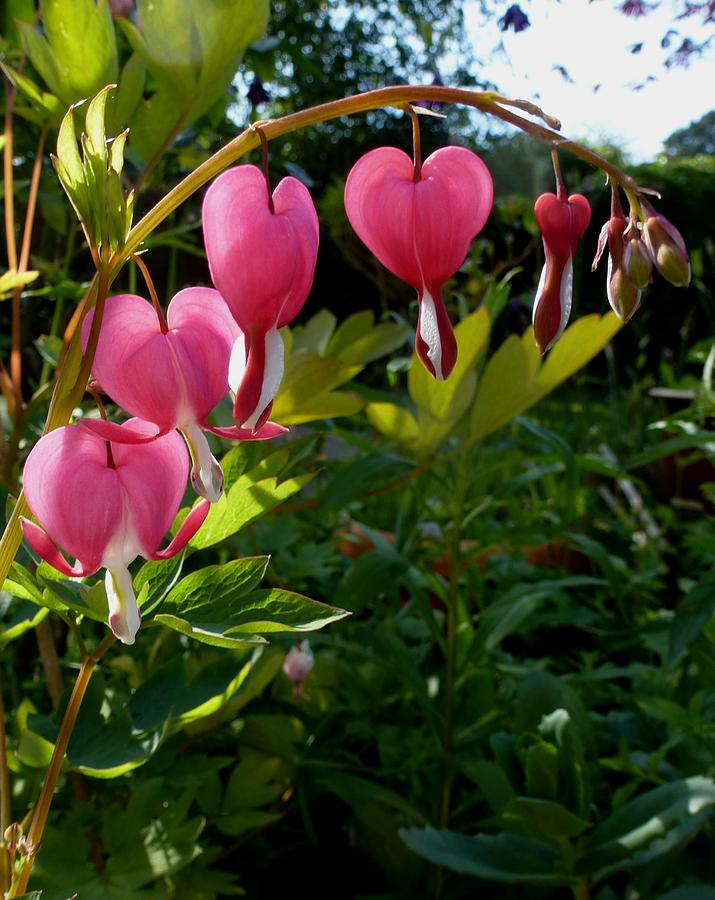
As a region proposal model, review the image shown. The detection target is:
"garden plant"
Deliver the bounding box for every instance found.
[1,1,715,898]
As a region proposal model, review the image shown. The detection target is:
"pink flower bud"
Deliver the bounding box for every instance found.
[283,640,314,697]
[593,214,642,322]
[20,421,210,644]
[532,192,591,354]
[203,166,319,432]
[344,145,493,380]
[642,203,690,287]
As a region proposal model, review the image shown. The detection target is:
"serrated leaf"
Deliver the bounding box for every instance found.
[189,472,314,550]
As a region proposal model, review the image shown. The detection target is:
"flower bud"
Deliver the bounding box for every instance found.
[283,640,314,697]
[642,204,690,287]
[623,229,652,291]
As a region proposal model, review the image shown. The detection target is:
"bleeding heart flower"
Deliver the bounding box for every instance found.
[202,165,319,432]
[593,200,643,322]
[283,639,314,698]
[344,145,493,380]
[20,420,209,645]
[532,192,591,354]
[80,289,286,502]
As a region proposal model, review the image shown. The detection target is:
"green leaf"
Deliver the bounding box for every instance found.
[669,570,715,662]
[135,552,185,616]
[367,402,422,452]
[85,82,115,159]
[463,760,516,815]
[470,313,622,442]
[400,827,567,884]
[3,562,44,604]
[188,470,314,550]
[320,453,412,512]
[503,797,591,839]
[121,0,268,162]
[0,596,49,647]
[577,777,715,880]
[19,0,117,106]
[525,740,560,802]
[128,652,258,733]
[157,557,269,616]
[408,305,490,423]
[157,560,348,641]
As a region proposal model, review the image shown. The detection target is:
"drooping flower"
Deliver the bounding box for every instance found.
[202,165,319,432]
[593,196,645,322]
[20,420,209,645]
[80,289,285,502]
[641,200,691,287]
[344,145,493,380]
[532,191,591,355]
[283,640,314,698]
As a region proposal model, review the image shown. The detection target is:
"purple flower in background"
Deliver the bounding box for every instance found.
[247,76,270,108]
[498,4,530,33]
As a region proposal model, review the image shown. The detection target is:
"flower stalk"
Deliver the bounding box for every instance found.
[9,633,116,897]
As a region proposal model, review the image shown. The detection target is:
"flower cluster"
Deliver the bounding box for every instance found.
[21,163,319,645]
[19,137,691,645]
[533,170,690,355]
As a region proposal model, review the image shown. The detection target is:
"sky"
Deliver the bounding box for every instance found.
[465,0,715,161]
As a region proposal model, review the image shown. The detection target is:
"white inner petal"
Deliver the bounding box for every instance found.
[239,327,285,431]
[532,264,548,323]
[181,422,224,502]
[105,565,141,645]
[557,255,573,339]
[418,288,444,381]
[228,333,247,395]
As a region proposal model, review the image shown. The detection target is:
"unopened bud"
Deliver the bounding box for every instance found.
[624,233,652,291]
[608,265,642,321]
[283,640,314,694]
[642,205,690,287]
[3,823,23,851]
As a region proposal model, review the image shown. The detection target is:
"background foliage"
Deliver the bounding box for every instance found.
[2,2,715,898]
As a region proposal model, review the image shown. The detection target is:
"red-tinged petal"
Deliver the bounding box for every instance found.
[202,421,288,440]
[77,418,166,444]
[414,146,493,296]
[202,165,319,334]
[229,328,285,431]
[105,566,141,645]
[20,518,98,578]
[148,499,211,561]
[415,288,458,380]
[22,425,123,572]
[532,251,573,355]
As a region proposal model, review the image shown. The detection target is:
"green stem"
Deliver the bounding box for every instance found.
[9,633,115,897]
[0,671,11,834]
[434,450,472,900]
[108,85,642,279]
